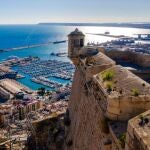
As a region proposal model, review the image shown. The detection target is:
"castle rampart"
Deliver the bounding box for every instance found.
[66,29,150,150]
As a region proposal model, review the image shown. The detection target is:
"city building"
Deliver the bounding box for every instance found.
[0,65,17,79]
[0,79,32,95]
[0,87,10,101]
[17,99,42,120]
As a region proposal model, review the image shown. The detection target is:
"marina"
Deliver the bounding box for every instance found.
[13,58,75,90]
[31,77,63,88]
[14,59,74,77]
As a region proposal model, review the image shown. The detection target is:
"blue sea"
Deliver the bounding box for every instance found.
[0,24,150,92]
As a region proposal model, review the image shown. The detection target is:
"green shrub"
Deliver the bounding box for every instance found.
[37,87,46,96]
[131,88,139,96]
[139,115,149,127]
[119,133,126,148]
[101,70,115,81]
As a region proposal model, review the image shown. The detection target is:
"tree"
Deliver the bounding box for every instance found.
[37,87,46,96]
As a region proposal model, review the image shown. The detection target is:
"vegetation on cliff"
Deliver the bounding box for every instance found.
[131,88,140,96]
[101,70,115,81]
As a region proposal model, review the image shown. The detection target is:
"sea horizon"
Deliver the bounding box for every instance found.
[0,22,150,29]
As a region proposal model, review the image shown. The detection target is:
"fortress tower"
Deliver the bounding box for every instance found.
[68,28,85,60]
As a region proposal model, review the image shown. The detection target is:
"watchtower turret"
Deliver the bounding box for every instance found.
[68,28,85,58]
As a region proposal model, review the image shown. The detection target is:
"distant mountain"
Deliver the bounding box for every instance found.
[38,22,150,29]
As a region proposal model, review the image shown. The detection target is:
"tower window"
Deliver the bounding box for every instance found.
[73,40,77,45]
[80,39,84,47]
[73,40,79,46]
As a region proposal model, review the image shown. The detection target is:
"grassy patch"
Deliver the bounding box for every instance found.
[131,88,139,96]
[119,133,126,148]
[101,70,115,81]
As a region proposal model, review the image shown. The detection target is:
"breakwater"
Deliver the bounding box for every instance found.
[1,40,67,52]
[87,33,128,38]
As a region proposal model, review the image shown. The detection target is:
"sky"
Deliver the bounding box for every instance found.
[0,0,150,24]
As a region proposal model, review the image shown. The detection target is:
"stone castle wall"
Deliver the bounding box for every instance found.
[106,95,150,121]
[66,28,150,150]
[65,68,119,150]
[66,61,150,150]
[125,110,150,150]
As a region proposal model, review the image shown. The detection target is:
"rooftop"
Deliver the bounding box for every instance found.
[95,65,150,97]
[0,79,32,94]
